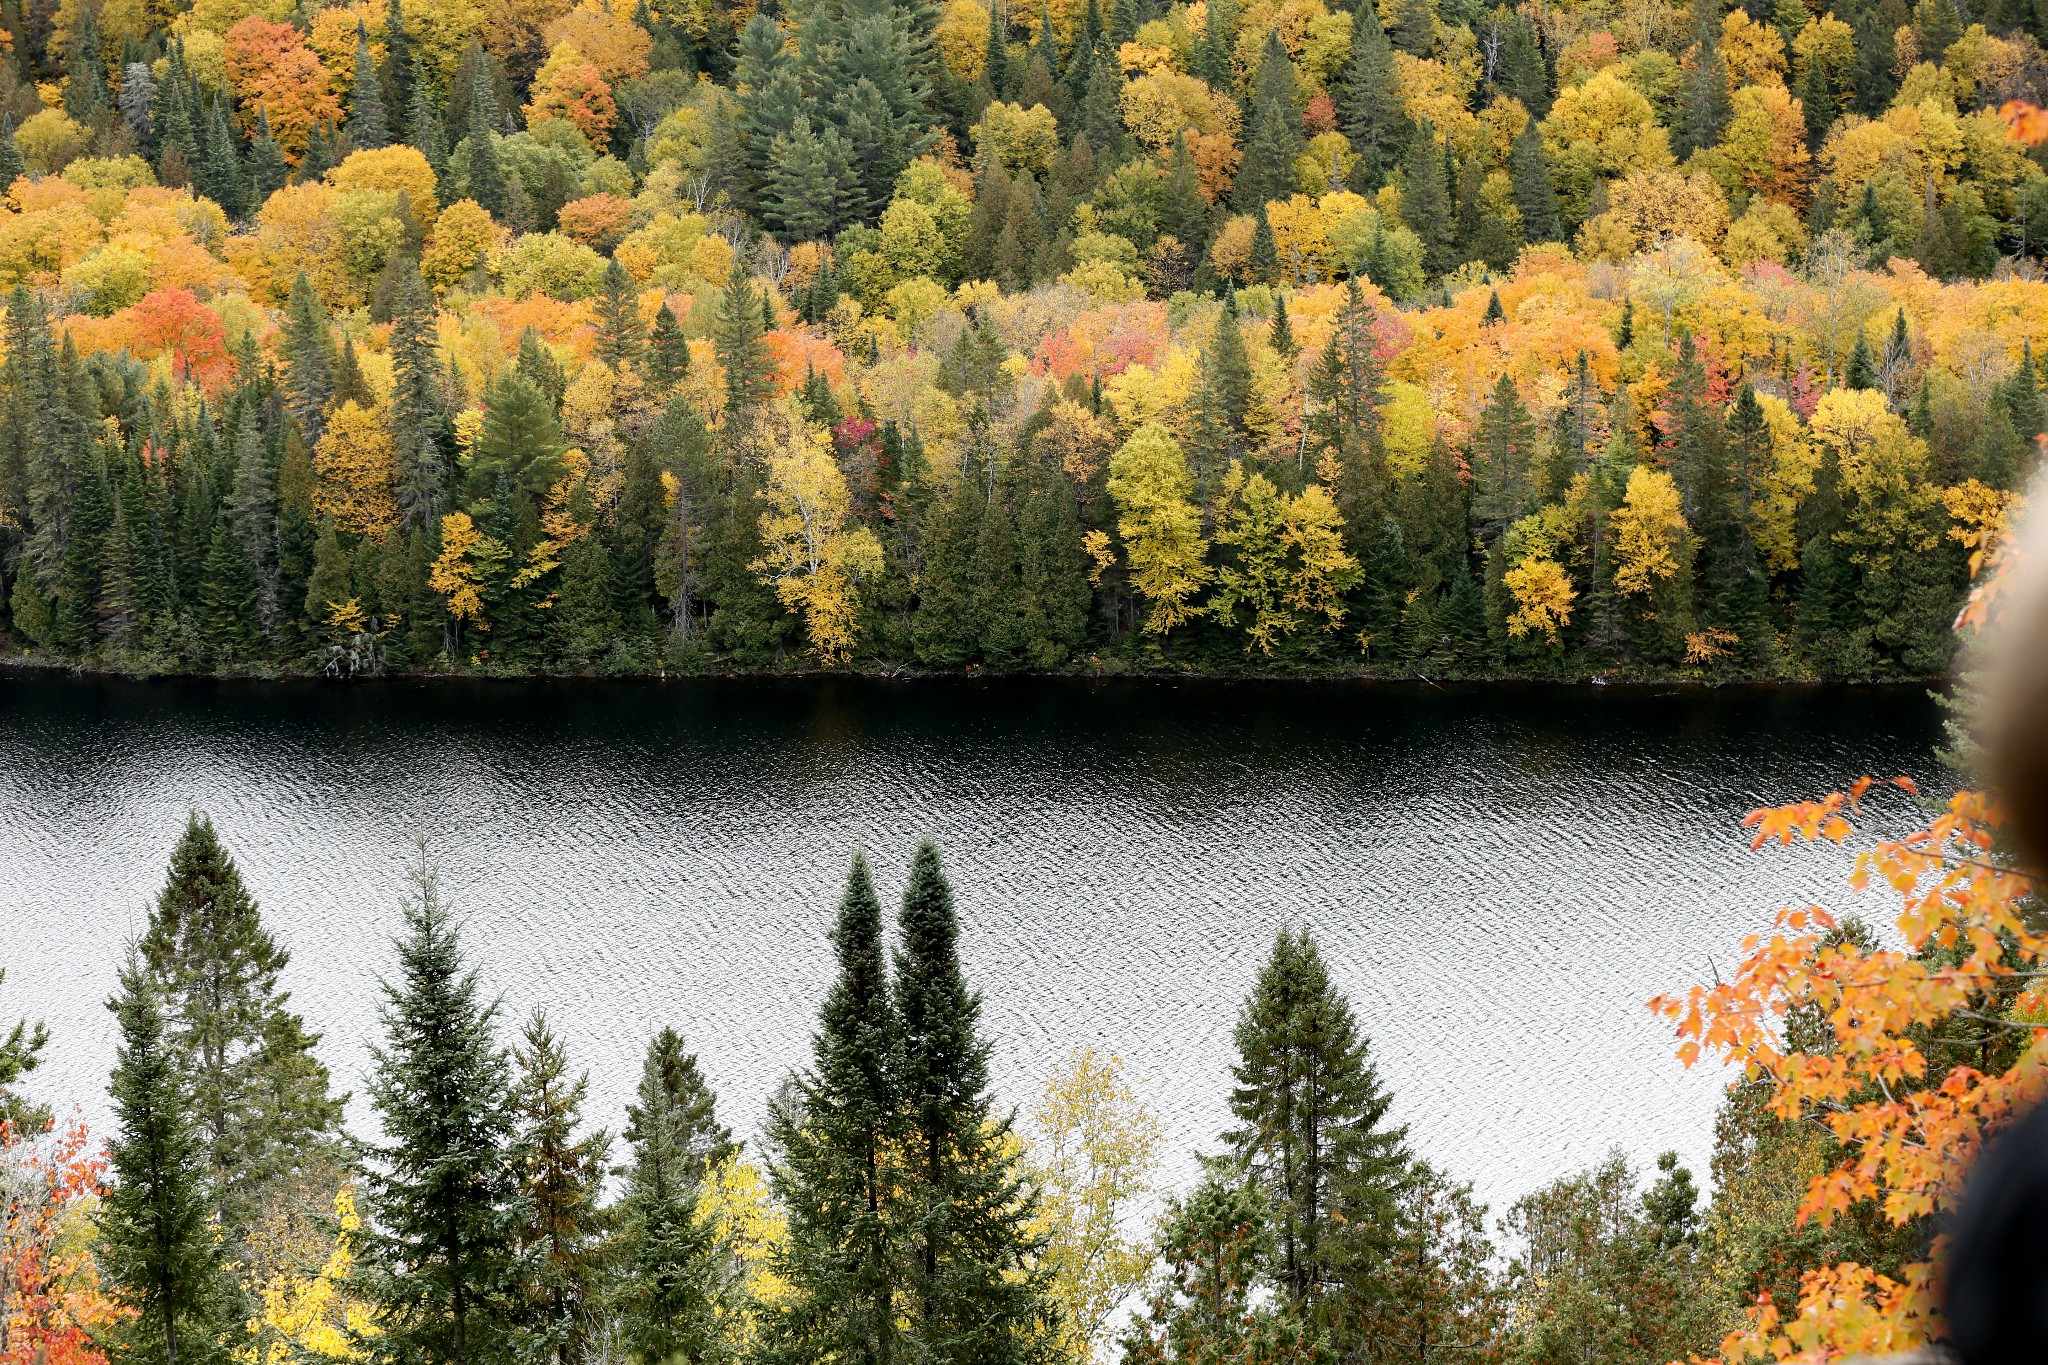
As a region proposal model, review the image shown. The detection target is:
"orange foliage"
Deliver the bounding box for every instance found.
[2000,99,2048,146]
[111,288,233,391]
[556,193,632,252]
[1,1113,129,1365]
[1652,523,2045,1365]
[541,1,651,84]
[224,17,343,160]
[1031,300,1170,382]
[523,42,617,144]
[763,327,847,396]
[471,293,597,358]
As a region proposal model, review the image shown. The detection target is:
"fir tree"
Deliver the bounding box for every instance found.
[615,1029,734,1364]
[1844,328,1877,389]
[714,257,775,433]
[245,108,289,203]
[894,840,1054,1362]
[593,257,650,371]
[363,846,523,1365]
[1270,293,1297,357]
[280,274,338,446]
[100,954,232,1365]
[1678,0,1733,156]
[762,854,907,1365]
[649,303,693,389]
[388,259,450,533]
[511,1010,613,1365]
[197,518,261,664]
[349,22,391,147]
[1401,123,1454,279]
[139,813,341,1232]
[1228,928,1411,1339]
[0,969,49,1131]
[407,82,450,180]
[0,114,23,197]
[1508,119,1560,243]
[1471,371,1535,536]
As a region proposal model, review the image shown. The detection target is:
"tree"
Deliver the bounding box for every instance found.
[138,814,341,1237]
[1024,1047,1163,1363]
[348,22,390,148]
[510,1011,611,1365]
[1107,424,1210,635]
[1340,4,1408,188]
[1120,1176,1324,1364]
[362,844,522,1365]
[714,258,775,434]
[893,840,1055,1362]
[0,968,50,1132]
[752,416,884,662]
[593,258,649,372]
[1227,929,1411,1343]
[99,954,231,1365]
[615,1028,735,1365]
[762,852,906,1365]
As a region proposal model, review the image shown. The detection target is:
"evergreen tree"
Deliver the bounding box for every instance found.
[0,114,23,197]
[139,813,341,1232]
[407,81,450,180]
[1339,0,1406,185]
[0,969,49,1132]
[1391,0,1435,54]
[363,846,523,1365]
[1508,118,1560,243]
[913,472,987,665]
[511,1010,612,1365]
[593,257,650,371]
[762,854,907,1365]
[197,518,261,664]
[1228,928,1411,1341]
[280,274,338,446]
[893,841,1053,1360]
[382,0,417,117]
[1678,0,1733,156]
[388,259,450,533]
[615,1028,734,1364]
[1844,328,1877,389]
[714,257,775,433]
[649,303,693,389]
[1401,124,1454,279]
[1471,372,1535,537]
[245,108,289,203]
[100,954,232,1365]
[349,21,391,147]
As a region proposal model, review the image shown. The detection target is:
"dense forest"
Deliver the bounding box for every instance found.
[0,0,2045,677]
[0,814,1955,1365]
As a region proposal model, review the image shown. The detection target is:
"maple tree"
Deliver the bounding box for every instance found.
[0,1114,127,1365]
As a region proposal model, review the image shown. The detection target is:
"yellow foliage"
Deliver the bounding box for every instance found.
[1611,464,1688,595]
[1107,423,1210,634]
[1504,555,1575,640]
[935,0,989,81]
[327,145,439,217]
[240,1186,379,1365]
[752,412,884,662]
[1718,9,1787,89]
[431,510,508,628]
[312,400,398,537]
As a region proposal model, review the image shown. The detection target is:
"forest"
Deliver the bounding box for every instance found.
[0,0,2043,676]
[0,808,1981,1365]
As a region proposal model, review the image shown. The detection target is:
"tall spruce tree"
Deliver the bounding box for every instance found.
[615,1029,738,1364]
[511,1010,612,1365]
[100,953,232,1365]
[1226,928,1411,1342]
[363,846,522,1365]
[139,813,341,1233]
[593,257,650,371]
[349,22,391,147]
[762,853,907,1365]
[893,840,1054,1362]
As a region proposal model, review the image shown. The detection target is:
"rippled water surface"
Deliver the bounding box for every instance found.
[1,674,1940,1207]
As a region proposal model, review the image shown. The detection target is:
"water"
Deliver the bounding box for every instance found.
[0,673,1940,1212]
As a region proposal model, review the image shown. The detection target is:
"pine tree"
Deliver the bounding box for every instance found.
[511,1010,612,1365]
[593,257,650,372]
[1228,928,1411,1340]
[100,954,232,1365]
[894,840,1054,1361]
[615,1029,733,1364]
[762,853,907,1365]
[349,22,391,147]
[363,846,522,1365]
[139,813,341,1233]
[714,257,775,434]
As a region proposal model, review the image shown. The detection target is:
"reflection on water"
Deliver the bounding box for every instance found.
[0,673,1939,1208]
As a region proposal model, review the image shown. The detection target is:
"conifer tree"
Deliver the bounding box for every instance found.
[0,968,49,1132]
[615,1029,736,1363]
[349,22,391,147]
[0,113,23,197]
[894,840,1054,1362]
[511,1010,612,1365]
[1508,119,1560,243]
[139,813,341,1231]
[649,303,692,389]
[913,473,987,665]
[762,854,907,1365]
[382,0,416,116]
[1844,328,1877,389]
[100,954,232,1365]
[1678,0,1733,156]
[407,81,449,179]
[593,257,650,372]
[1471,372,1535,537]
[281,274,339,446]
[1401,124,1453,279]
[245,108,289,203]
[363,845,522,1365]
[197,519,261,664]
[1227,928,1412,1337]
[714,257,774,434]
[1269,294,1297,357]
[986,0,1010,96]
[388,259,450,532]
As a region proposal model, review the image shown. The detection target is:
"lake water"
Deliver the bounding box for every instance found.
[0,673,1941,1212]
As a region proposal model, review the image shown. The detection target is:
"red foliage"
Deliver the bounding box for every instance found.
[122,288,233,392]
[1,1112,128,1364]
[223,17,342,160]
[1302,93,1337,138]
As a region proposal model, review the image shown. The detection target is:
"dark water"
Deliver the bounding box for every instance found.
[0,673,1940,1208]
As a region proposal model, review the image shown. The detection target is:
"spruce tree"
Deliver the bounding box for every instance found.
[894,840,1053,1362]
[0,113,23,195]
[1401,123,1454,279]
[714,257,775,434]
[649,303,693,389]
[281,273,338,445]
[593,257,650,372]
[1509,119,1560,244]
[388,259,450,532]
[762,854,907,1365]
[1471,371,1535,537]
[0,968,49,1132]
[245,108,289,203]
[1227,928,1411,1336]
[196,519,261,664]
[615,1029,737,1364]
[100,954,232,1365]
[1678,0,1733,156]
[363,846,522,1365]
[349,22,391,147]
[511,1010,612,1365]
[913,473,987,665]
[139,813,341,1232]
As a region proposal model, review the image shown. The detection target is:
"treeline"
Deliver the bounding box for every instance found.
[0,814,1944,1365]
[0,0,2045,677]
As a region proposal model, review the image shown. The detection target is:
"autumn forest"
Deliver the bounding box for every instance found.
[0,0,2041,676]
